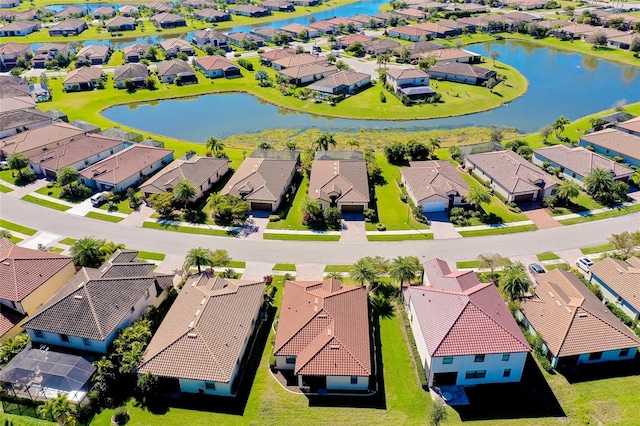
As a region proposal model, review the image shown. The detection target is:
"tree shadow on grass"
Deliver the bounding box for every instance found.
[559,355,640,384]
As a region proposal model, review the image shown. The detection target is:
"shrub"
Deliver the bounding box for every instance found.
[112,406,129,425]
[614,156,624,163]
[606,302,634,327]
[234,52,242,58]
[268,214,280,222]
[364,208,377,222]
[376,223,386,231]
[379,92,386,103]
[237,58,254,71]
[323,207,342,230]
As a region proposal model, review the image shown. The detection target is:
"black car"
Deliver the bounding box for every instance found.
[528,263,545,274]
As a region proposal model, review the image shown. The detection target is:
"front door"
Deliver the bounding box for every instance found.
[433,372,458,386]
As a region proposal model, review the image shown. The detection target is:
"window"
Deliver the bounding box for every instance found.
[144,289,150,300]
[130,306,135,313]
[350,376,358,384]
[442,356,453,365]
[465,370,486,379]
[502,353,510,362]
[474,354,485,363]
[503,369,511,377]
[285,356,296,364]
[620,348,630,357]
[83,338,91,346]
[60,334,70,343]
[34,330,44,338]
[205,381,215,389]
[588,352,602,361]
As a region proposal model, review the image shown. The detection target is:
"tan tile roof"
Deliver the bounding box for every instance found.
[466,150,559,195]
[1,21,38,32]
[274,279,371,376]
[520,269,640,357]
[307,70,370,92]
[417,48,480,61]
[280,23,310,33]
[156,59,194,77]
[309,159,370,204]
[0,122,84,156]
[113,63,148,81]
[79,144,173,185]
[152,12,185,24]
[386,67,429,81]
[63,67,103,85]
[428,61,495,79]
[195,55,237,71]
[50,19,87,32]
[590,257,640,312]
[337,33,374,46]
[390,25,432,37]
[0,96,35,114]
[534,145,633,179]
[280,63,338,80]
[0,43,30,55]
[581,128,640,161]
[272,53,325,69]
[33,43,68,55]
[123,42,151,56]
[259,48,295,62]
[0,245,72,302]
[140,156,228,196]
[221,155,296,203]
[28,134,124,172]
[617,116,640,135]
[105,16,135,27]
[138,274,265,382]
[401,160,469,203]
[158,38,193,52]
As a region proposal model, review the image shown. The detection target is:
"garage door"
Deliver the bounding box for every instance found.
[250,202,272,211]
[421,201,448,213]
[341,205,364,214]
[513,193,534,203]
[44,169,57,179]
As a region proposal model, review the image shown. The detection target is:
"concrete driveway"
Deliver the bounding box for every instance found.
[426,212,461,240]
[520,203,562,229]
[340,213,367,242]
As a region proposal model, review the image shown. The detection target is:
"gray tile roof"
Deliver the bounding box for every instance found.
[534,145,633,179]
[581,128,640,161]
[156,59,194,77]
[140,156,228,196]
[221,154,297,203]
[113,63,148,81]
[309,158,370,204]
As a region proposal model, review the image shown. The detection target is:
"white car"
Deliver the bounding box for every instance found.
[576,257,594,272]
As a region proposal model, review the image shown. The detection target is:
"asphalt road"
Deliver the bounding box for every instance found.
[2,194,639,263]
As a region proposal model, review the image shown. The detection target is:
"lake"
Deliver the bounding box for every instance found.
[102,40,640,142]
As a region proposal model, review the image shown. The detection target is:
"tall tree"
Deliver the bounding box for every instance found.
[70,236,104,268]
[347,140,360,150]
[499,262,530,301]
[37,393,77,425]
[7,153,28,178]
[465,187,491,210]
[428,398,448,426]
[299,196,321,216]
[389,256,420,289]
[584,168,614,198]
[258,141,274,150]
[540,125,553,143]
[57,167,80,195]
[206,136,225,156]
[314,133,337,151]
[552,116,570,139]
[173,179,197,208]
[183,247,215,274]
[555,180,580,204]
[99,240,125,259]
[608,231,640,258]
[477,253,508,281]
[285,140,297,152]
[350,257,376,287]
[490,50,500,65]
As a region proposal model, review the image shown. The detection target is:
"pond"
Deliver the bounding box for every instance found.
[102,40,640,142]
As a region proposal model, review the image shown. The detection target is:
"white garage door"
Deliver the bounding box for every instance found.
[421,201,448,213]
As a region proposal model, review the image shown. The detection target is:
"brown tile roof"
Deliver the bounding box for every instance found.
[195,8,229,19]
[0,308,25,339]
[0,42,30,55]
[0,237,14,252]
[533,145,633,179]
[33,43,68,55]
[140,156,228,196]
[158,38,193,52]
[520,269,640,357]
[0,96,35,114]
[405,259,530,357]
[259,48,295,62]
[156,59,194,77]
[221,155,296,203]
[590,257,640,312]
[307,70,370,92]
[195,55,238,71]
[430,61,495,79]
[23,251,172,340]
[390,25,432,38]
[362,38,401,52]
[0,122,85,156]
[0,21,38,32]
[401,160,469,203]
[401,41,445,54]
[417,48,480,62]
[466,150,559,195]
[0,109,50,133]
[123,42,151,56]
[138,273,265,382]
[232,4,268,13]
[63,67,103,85]
[386,67,429,81]
[0,245,72,302]
[617,116,640,135]
[280,63,338,80]
[272,53,326,69]
[337,33,374,46]
[105,16,135,28]
[309,159,370,204]
[151,12,185,24]
[28,134,124,172]
[113,63,148,81]
[79,144,173,185]
[581,128,640,161]
[50,19,87,32]
[274,279,371,376]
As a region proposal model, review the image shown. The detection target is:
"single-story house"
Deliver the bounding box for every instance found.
[14,10,38,21]
[93,6,115,19]
[24,251,174,354]
[105,16,136,32]
[325,16,362,29]
[53,6,86,19]
[28,134,126,177]
[590,256,640,321]
[231,4,270,17]
[274,278,371,392]
[401,160,470,213]
[309,20,336,35]
[0,241,74,342]
[416,21,460,38]
[349,14,385,28]
[76,44,110,65]
[182,0,208,8]
[114,63,149,88]
[617,116,640,137]
[259,48,295,66]
[395,8,428,21]
[532,145,633,187]
[445,2,487,12]
[464,150,559,203]
[0,109,52,139]
[191,28,229,50]
[336,33,374,49]
[307,70,370,96]
[123,42,152,63]
[226,31,265,48]
[271,52,326,70]
[63,67,104,92]
[405,259,530,387]
[140,155,228,200]
[291,0,319,5]
[398,40,444,56]
[608,34,639,50]
[519,268,640,370]
[251,27,288,43]
[504,11,541,23]
[194,55,241,78]
[0,42,31,70]
[261,0,294,12]
[0,0,20,8]
[427,61,496,85]
[388,25,433,42]
[0,121,85,159]
[48,19,88,37]
[31,43,69,68]
[279,23,317,39]
[279,63,339,86]
[362,38,401,55]
[385,68,435,99]
[416,48,482,64]
[145,1,171,13]
[579,128,640,168]
[0,96,35,114]
[195,8,231,22]
[151,12,187,28]
[138,273,265,396]
[156,59,197,84]
[0,21,39,37]
[221,150,299,211]
[119,5,140,16]
[159,38,195,57]
[309,152,370,213]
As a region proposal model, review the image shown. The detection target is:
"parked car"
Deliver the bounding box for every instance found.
[90,191,110,206]
[576,257,594,272]
[0,160,8,170]
[528,263,546,274]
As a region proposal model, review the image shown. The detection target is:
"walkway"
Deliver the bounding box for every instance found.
[521,204,563,229]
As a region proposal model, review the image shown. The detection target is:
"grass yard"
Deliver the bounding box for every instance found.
[0,183,12,193]
[546,263,571,271]
[143,221,237,237]
[0,169,17,185]
[21,195,71,211]
[367,233,434,241]
[85,212,125,223]
[537,252,561,261]
[0,219,37,236]
[459,224,538,237]
[135,251,166,261]
[35,184,86,204]
[548,193,604,216]
[227,261,247,269]
[267,176,309,231]
[273,263,296,271]
[456,260,481,269]
[263,233,340,241]
[459,173,529,224]
[99,196,137,214]
[581,243,614,255]
[58,238,76,245]
[324,265,352,273]
[559,204,640,225]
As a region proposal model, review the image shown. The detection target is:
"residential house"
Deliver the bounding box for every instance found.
[309,20,336,35]
[399,41,444,57]
[385,68,435,99]
[608,34,639,50]
[152,12,187,28]
[28,134,126,177]
[231,4,270,17]
[532,145,633,187]
[617,116,640,137]
[427,61,496,85]
[349,14,385,28]
[105,16,136,32]
[0,21,39,37]
[280,23,317,39]
[416,21,460,38]
[159,38,195,57]
[146,2,171,13]
[156,59,197,84]
[23,251,174,354]
[0,42,31,69]
[48,19,88,37]
[291,0,319,5]
[123,42,152,62]
[590,257,640,321]
[191,28,229,50]
[14,10,38,21]
[261,0,294,12]
[362,38,401,55]
[221,150,299,211]
[401,161,470,213]
[76,44,110,65]
[0,0,20,8]
[0,241,74,342]
[415,48,481,64]
[579,128,640,167]
[182,0,209,8]
[307,70,371,97]
[93,6,115,19]
[445,3,487,13]
[138,273,265,396]
[79,144,174,192]
[519,269,640,369]
[119,5,140,17]
[271,52,326,70]
[194,55,241,78]
[31,43,69,69]
[259,48,295,66]
[279,63,338,85]
[405,259,530,387]
[114,63,149,88]
[388,25,433,42]
[140,155,228,200]
[0,96,35,113]
[504,11,541,23]
[226,31,265,48]
[336,33,373,49]
[251,27,288,43]
[63,67,104,91]
[325,17,362,30]
[54,6,86,19]
[0,109,52,139]
[0,122,85,159]
[194,8,231,22]
[274,278,371,391]
[464,150,559,203]
[394,8,428,22]
[308,152,370,213]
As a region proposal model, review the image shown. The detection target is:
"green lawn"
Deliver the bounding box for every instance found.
[324,265,352,273]
[0,169,18,185]
[135,251,166,261]
[559,204,640,225]
[537,252,561,261]
[35,185,85,204]
[21,195,71,211]
[85,212,125,223]
[263,233,340,241]
[58,237,76,245]
[548,193,604,217]
[367,233,434,241]
[0,183,12,193]
[99,197,136,214]
[456,260,481,269]
[143,221,237,237]
[460,172,529,224]
[581,243,614,255]
[0,220,37,236]
[459,224,538,237]
[273,263,296,271]
[227,261,247,269]
[267,176,309,231]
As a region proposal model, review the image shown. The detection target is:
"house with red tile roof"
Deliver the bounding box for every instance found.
[404,259,530,387]
[519,268,640,370]
[0,121,85,159]
[274,278,372,391]
[0,240,75,342]
[138,273,265,396]
[589,257,640,321]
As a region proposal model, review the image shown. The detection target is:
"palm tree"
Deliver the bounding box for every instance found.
[499,262,530,301]
[477,253,507,281]
[285,140,297,152]
[173,179,197,209]
[490,50,500,66]
[92,357,116,384]
[555,180,580,204]
[57,167,80,195]
[70,236,104,268]
[325,271,343,280]
[206,136,225,156]
[465,187,491,211]
[37,393,77,425]
[347,140,359,151]
[299,196,321,216]
[7,153,28,178]
[584,168,614,198]
[429,137,441,152]
[552,116,570,139]
[389,256,420,290]
[0,229,12,239]
[258,141,274,150]
[350,258,376,287]
[313,133,337,151]
[99,240,125,259]
[183,247,215,273]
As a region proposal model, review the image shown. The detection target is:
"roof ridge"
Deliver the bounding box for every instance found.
[467,298,530,349]
[274,307,328,354]
[576,304,640,342]
[555,306,578,355]
[81,282,106,339]
[432,299,469,355]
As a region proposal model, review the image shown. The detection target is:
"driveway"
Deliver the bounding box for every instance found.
[520,203,562,229]
[426,212,462,240]
[241,262,275,281]
[295,264,326,280]
[340,213,367,242]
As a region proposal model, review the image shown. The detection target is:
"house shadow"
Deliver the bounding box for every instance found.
[306,314,387,410]
[454,355,565,422]
[560,355,640,384]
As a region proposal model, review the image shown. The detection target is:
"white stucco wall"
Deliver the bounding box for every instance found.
[179,378,232,396]
[326,375,369,391]
[430,352,528,386]
[576,347,638,365]
[407,299,433,384]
